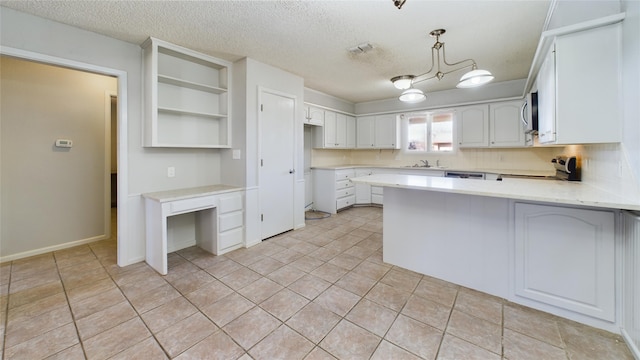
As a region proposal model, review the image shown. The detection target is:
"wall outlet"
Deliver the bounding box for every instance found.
[232,149,241,160]
[167,166,175,178]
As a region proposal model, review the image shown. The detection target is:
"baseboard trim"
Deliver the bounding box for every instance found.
[0,234,108,263]
[621,328,640,360]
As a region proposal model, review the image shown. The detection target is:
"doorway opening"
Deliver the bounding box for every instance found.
[0,48,128,265]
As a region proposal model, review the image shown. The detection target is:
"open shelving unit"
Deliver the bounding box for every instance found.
[142,37,232,148]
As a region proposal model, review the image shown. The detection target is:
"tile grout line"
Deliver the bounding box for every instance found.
[432,284,460,360]
[165,251,251,359]
[52,250,90,359]
[501,296,505,358]
[1,262,12,359]
[101,257,173,360]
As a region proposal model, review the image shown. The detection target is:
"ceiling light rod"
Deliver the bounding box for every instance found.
[411,29,478,85]
[391,29,494,103]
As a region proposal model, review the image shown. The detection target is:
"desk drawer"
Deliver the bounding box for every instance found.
[219,227,243,250]
[336,187,355,199]
[371,186,384,195]
[170,195,216,214]
[219,211,243,232]
[219,193,243,214]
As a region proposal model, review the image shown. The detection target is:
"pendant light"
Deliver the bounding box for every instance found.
[391,29,493,102]
[399,87,426,103]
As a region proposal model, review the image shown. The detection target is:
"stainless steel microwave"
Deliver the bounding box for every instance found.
[521,91,538,134]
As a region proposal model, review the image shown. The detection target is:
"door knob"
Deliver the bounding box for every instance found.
[289,169,295,174]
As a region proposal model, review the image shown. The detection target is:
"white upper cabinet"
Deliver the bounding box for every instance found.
[457,105,489,148]
[490,100,526,147]
[313,109,356,148]
[536,22,621,144]
[345,115,356,148]
[335,113,356,148]
[323,111,338,148]
[375,114,400,149]
[537,46,557,143]
[142,37,232,148]
[305,105,324,126]
[356,115,400,149]
[356,116,375,148]
[458,101,527,148]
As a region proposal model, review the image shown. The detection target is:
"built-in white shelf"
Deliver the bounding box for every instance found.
[157,75,227,94]
[142,37,232,148]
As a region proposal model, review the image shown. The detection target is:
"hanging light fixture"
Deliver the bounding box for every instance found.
[392,0,406,9]
[392,29,494,103]
[399,87,426,103]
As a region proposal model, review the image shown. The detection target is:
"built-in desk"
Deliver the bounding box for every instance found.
[142,185,244,275]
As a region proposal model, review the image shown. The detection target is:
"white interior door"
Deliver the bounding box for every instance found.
[260,90,295,239]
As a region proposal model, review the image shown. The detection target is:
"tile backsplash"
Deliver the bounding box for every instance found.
[312,147,559,173]
[578,143,640,197]
[311,144,640,199]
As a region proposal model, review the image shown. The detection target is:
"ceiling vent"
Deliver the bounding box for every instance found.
[348,42,374,54]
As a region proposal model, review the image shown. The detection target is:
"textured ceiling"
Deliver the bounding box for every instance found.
[0,0,551,103]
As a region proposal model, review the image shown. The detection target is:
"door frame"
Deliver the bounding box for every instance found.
[0,46,129,266]
[104,91,117,239]
[257,86,298,239]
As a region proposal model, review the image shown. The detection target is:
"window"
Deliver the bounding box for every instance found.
[403,111,454,153]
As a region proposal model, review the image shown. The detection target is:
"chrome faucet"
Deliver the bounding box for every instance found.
[420,160,430,167]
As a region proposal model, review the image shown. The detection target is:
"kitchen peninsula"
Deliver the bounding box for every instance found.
[350,173,640,333]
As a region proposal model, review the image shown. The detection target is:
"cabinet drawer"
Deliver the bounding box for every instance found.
[219,227,243,250]
[336,179,353,190]
[219,193,243,214]
[170,195,216,214]
[335,169,355,180]
[219,211,243,232]
[336,195,356,210]
[336,187,355,199]
[371,186,384,195]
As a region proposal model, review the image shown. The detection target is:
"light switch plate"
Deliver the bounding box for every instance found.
[232,149,241,160]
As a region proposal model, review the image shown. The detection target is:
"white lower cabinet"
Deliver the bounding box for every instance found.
[514,202,616,321]
[622,211,640,355]
[312,168,355,214]
[355,169,372,204]
[371,186,384,205]
[216,192,244,253]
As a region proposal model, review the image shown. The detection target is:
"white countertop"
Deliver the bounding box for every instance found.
[311,164,555,177]
[351,174,640,211]
[142,184,243,202]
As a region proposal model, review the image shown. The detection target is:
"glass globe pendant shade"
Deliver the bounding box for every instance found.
[391,75,415,90]
[457,69,494,88]
[399,88,426,103]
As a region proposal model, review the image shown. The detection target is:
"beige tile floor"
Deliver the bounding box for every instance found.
[0,206,634,359]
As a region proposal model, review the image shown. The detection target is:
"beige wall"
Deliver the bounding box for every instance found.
[0,56,117,258]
